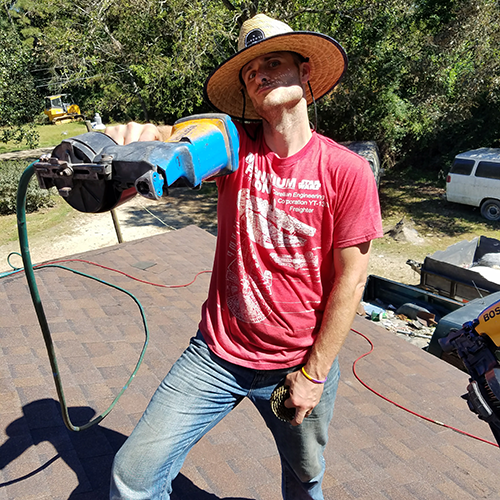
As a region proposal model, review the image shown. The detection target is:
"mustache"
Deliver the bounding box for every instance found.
[257,80,274,92]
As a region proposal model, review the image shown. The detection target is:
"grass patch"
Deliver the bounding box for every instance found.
[0,195,76,245]
[0,122,89,153]
[379,170,499,239]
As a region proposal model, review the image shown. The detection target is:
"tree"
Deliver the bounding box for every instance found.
[16,0,242,123]
[312,0,500,169]
[0,1,40,148]
[4,0,500,171]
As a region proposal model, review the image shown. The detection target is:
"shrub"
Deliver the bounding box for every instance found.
[0,160,54,215]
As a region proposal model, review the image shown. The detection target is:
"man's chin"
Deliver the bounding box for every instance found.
[254,96,302,118]
[254,86,304,111]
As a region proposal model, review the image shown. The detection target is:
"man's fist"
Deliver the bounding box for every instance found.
[105,122,172,145]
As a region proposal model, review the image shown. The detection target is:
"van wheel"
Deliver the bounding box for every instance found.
[480,199,500,221]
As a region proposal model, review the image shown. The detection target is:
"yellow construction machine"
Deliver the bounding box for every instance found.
[44,94,85,125]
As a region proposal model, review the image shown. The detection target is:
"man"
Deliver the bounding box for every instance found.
[109,13,382,500]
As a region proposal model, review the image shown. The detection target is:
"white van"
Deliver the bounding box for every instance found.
[446,148,500,221]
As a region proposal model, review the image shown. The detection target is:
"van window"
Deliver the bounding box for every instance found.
[450,159,474,175]
[475,161,500,180]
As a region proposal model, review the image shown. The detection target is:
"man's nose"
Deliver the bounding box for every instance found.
[254,69,269,84]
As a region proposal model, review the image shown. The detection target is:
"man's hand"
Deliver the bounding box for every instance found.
[284,369,324,426]
[105,122,172,145]
[283,243,372,426]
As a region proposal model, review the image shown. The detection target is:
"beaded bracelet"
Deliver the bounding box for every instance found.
[301,366,328,384]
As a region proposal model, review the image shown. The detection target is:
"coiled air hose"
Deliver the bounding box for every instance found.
[15,162,149,431]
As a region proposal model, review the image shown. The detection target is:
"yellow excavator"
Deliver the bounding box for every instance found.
[44,94,85,125]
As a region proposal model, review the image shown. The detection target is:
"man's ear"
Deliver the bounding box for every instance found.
[300,62,311,84]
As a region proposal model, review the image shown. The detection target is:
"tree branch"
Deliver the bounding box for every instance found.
[220,0,236,11]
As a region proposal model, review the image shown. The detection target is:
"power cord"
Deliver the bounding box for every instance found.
[3,252,212,432]
[12,162,209,431]
[5,255,211,289]
[351,327,499,448]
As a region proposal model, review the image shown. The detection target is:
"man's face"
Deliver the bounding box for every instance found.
[240,51,310,116]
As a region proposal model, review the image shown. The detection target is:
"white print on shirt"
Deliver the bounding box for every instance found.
[240,189,316,248]
[269,251,318,271]
[226,177,321,323]
[244,153,297,193]
[298,179,321,190]
[226,239,273,323]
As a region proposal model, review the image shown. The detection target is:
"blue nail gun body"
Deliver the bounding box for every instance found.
[33,113,239,213]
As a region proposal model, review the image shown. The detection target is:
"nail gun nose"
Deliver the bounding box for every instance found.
[135,170,165,200]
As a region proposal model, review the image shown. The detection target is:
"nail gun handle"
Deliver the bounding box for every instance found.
[34,114,240,213]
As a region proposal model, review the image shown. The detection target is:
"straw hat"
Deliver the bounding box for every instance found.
[204,14,348,121]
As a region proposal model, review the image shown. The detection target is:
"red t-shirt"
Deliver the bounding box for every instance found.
[199,123,382,369]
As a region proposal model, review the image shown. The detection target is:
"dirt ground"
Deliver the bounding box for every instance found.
[0,146,470,286]
[0,187,216,272]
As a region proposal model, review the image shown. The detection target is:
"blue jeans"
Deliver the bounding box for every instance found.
[110,332,340,499]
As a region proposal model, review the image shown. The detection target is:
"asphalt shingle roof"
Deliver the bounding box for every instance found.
[1,225,499,500]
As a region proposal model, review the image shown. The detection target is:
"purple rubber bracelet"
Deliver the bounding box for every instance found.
[301,366,327,384]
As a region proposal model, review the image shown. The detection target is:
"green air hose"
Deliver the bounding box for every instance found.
[15,162,149,431]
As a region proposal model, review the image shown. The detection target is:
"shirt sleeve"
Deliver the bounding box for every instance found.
[331,151,383,248]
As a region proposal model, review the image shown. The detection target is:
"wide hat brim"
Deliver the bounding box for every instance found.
[204,32,348,121]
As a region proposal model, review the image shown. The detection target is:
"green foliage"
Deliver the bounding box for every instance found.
[0,7,40,148]
[2,0,500,174]
[312,0,500,170]
[0,123,39,150]
[14,0,238,123]
[0,160,54,215]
